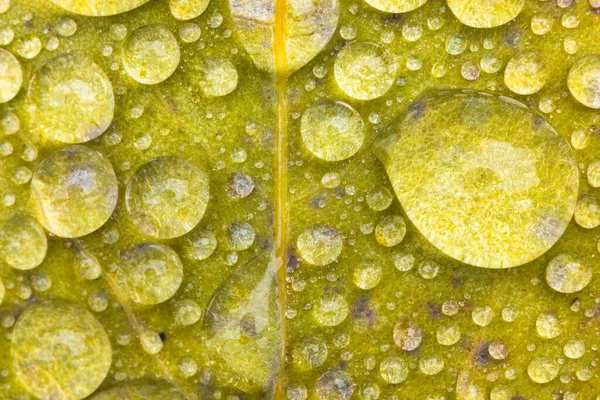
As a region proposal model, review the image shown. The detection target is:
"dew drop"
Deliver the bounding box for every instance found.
[379,357,408,384]
[50,0,151,16]
[29,53,114,143]
[472,306,494,327]
[123,25,180,85]
[365,0,428,13]
[527,357,559,383]
[334,41,396,100]
[447,0,524,28]
[393,319,422,351]
[194,58,238,97]
[353,261,382,290]
[12,300,112,399]
[293,336,328,370]
[313,293,349,326]
[182,228,217,260]
[31,145,118,238]
[0,215,47,270]
[0,49,22,103]
[316,370,354,400]
[504,52,547,95]
[126,156,209,239]
[545,253,591,293]
[563,339,585,359]
[567,55,600,109]
[375,215,406,247]
[170,0,210,20]
[573,195,600,229]
[301,101,364,162]
[115,243,183,305]
[297,225,342,266]
[419,355,444,375]
[174,299,202,326]
[536,311,560,339]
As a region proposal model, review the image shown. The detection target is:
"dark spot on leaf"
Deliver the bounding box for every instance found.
[352,296,376,326]
[159,331,166,342]
[474,342,491,366]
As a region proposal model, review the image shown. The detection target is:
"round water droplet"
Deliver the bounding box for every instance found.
[170,0,210,20]
[375,215,406,247]
[365,0,428,13]
[490,385,512,400]
[353,262,382,290]
[293,336,328,370]
[316,370,354,400]
[182,228,217,260]
[297,225,342,266]
[31,145,118,238]
[50,0,151,15]
[545,253,591,293]
[393,319,422,351]
[587,160,600,187]
[140,328,163,354]
[504,52,547,95]
[12,300,112,399]
[488,340,508,360]
[0,215,47,270]
[194,57,238,97]
[564,339,585,359]
[126,156,209,239]
[334,41,396,100]
[123,25,180,85]
[568,55,600,109]
[29,53,114,143]
[536,311,560,339]
[366,188,393,211]
[0,49,22,103]
[301,101,364,161]
[376,90,578,268]
[447,0,524,28]
[436,324,461,345]
[115,243,183,305]
[380,357,408,384]
[527,357,559,383]
[174,299,202,326]
[313,293,349,326]
[472,306,494,326]
[574,195,600,228]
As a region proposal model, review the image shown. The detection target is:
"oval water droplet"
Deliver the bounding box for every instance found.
[375,90,578,268]
[0,215,47,270]
[568,55,600,109]
[0,49,21,103]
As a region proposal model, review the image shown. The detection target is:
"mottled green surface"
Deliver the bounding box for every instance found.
[0,0,600,399]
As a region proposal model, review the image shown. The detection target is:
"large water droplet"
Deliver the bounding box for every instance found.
[126,156,209,239]
[545,253,591,293]
[365,0,428,13]
[376,90,578,268]
[50,0,151,15]
[170,0,210,20]
[0,48,21,103]
[123,25,180,85]
[11,300,112,399]
[202,262,281,394]
[567,54,600,109]
[229,0,339,73]
[504,52,547,95]
[29,53,114,143]
[90,381,186,399]
[31,145,118,238]
[447,0,524,28]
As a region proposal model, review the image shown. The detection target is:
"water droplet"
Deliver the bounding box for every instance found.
[393,319,422,351]
[366,0,427,13]
[418,260,439,279]
[536,311,560,339]
[123,25,180,85]
[379,357,408,384]
[179,22,201,43]
[301,101,364,161]
[527,357,559,383]
[297,225,342,266]
[202,263,281,392]
[574,195,600,228]
[334,41,396,100]
[0,215,47,270]
[15,35,42,58]
[321,172,341,188]
[488,340,508,360]
[57,17,77,36]
[115,243,183,305]
[587,160,600,187]
[193,57,238,97]
[73,246,102,280]
[29,53,114,143]
[316,370,354,400]
[12,300,112,399]
[293,336,328,370]
[182,228,217,260]
[504,52,547,95]
[313,293,349,326]
[170,0,210,20]
[126,156,209,239]
[0,49,21,103]
[31,145,118,238]
[174,299,202,326]
[227,171,254,198]
[178,356,198,378]
[447,0,524,28]
[376,91,578,268]
[567,55,600,109]
[140,328,163,354]
[375,215,406,247]
[393,252,415,271]
[436,324,461,345]
[545,253,591,293]
[366,188,392,211]
[228,221,256,251]
[50,0,151,15]
[531,15,553,35]
[563,339,585,359]
[472,306,494,327]
[353,261,382,290]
